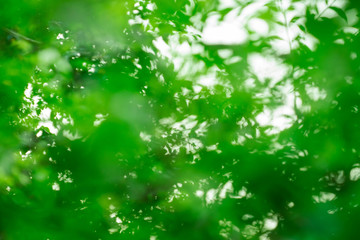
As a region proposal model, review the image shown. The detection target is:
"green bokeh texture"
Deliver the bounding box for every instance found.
[1,0,360,239]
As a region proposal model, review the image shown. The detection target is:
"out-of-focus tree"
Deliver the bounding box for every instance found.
[1,0,360,239]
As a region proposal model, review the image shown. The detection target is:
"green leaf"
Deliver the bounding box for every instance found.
[266,35,283,41]
[329,6,348,22]
[290,16,301,24]
[298,24,306,32]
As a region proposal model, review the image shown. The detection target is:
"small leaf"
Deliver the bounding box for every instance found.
[315,5,319,14]
[290,16,301,24]
[266,35,283,41]
[275,20,285,26]
[329,6,347,22]
[219,7,234,16]
[298,24,306,32]
[219,7,235,21]
[287,5,295,11]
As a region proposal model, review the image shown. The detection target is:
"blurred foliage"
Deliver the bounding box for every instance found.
[1,0,360,239]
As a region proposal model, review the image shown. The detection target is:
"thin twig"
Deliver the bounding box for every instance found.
[315,0,337,20]
[3,28,42,44]
[276,0,292,53]
[276,0,299,118]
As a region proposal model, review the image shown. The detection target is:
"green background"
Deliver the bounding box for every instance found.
[1,0,360,239]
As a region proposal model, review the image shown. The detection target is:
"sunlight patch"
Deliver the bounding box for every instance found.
[202,14,248,45]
